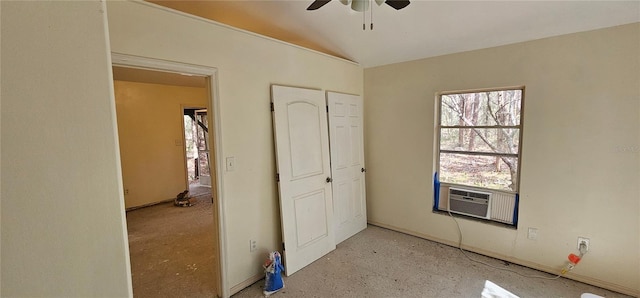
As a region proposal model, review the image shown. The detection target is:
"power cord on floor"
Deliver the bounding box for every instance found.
[447,210,562,280]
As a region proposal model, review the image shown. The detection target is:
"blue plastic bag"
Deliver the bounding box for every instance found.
[263,251,285,296]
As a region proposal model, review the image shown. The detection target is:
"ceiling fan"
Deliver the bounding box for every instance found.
[307,0,410,12]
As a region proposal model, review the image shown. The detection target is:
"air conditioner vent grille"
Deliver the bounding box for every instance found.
[449,189,491,200]
[450,189,467,196]
[448,187,491,219]
[468,192,490,200]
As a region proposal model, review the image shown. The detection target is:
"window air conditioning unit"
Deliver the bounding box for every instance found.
[448,187,491,219]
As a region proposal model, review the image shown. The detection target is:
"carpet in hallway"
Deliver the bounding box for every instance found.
[126,190,217,298]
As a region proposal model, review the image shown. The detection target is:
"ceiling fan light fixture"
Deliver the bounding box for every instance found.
[351,0,369,12]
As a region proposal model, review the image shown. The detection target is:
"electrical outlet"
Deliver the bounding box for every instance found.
[250,240,257,252]
[577,237,590,252]
[125,189,129,195]
[527,227,538,240]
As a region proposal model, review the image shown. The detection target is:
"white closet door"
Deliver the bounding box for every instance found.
[327,92,367,244]
[271,85,335,276]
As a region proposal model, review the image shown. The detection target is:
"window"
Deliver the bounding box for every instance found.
[437,88,524,193]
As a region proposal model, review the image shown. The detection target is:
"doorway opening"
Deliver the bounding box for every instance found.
[111,55,225,297]
[183,108,211,188]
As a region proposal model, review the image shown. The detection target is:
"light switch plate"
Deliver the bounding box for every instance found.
[226,157,235,172]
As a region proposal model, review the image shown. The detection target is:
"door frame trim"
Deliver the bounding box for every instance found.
[111,52,228,298]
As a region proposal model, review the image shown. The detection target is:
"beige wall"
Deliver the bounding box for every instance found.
[107,1,364,293]
[1,1,132,297]
[364,23,640,295]
[114,80,208,208]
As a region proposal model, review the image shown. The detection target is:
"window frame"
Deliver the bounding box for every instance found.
[435,86,525,194]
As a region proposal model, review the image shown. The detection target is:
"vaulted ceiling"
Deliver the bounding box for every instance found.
[149,1,640,68]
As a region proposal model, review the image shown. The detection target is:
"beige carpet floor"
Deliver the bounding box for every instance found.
[126,185,217,298]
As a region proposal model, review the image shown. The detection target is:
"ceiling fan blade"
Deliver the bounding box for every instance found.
[307,0,332,10]
[385,0,410,10]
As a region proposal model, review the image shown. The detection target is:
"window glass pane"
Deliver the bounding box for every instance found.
[440,128,520,154]
[441,90,522,126]
[439,152,518,191]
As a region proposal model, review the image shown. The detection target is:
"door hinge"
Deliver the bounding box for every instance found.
[276,173,280,182]
[326,105,329,113]
[270,102,275,112]
[282,242,285,251]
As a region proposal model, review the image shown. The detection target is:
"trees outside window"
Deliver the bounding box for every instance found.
[437,88,523,192]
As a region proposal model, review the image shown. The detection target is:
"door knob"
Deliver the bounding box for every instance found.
[326,177,332,183]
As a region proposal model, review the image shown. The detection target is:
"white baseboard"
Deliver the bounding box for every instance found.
[125,198,174,211]
[229,273,263,296]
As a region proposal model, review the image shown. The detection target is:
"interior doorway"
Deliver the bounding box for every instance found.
[111,55,225,297]
[183,108,211,187]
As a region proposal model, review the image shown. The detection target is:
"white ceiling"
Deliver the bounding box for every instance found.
[150,1,640,68]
